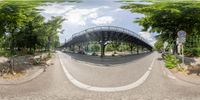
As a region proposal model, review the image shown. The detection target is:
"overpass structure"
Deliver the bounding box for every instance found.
[62,26,153,57]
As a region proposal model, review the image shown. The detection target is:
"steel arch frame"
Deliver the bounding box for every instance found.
[63,26,153,57]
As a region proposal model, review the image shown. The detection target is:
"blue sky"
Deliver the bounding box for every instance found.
[38,0,156,45]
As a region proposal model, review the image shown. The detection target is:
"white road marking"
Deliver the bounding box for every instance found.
[161,63,176,80]
[167,75,176,80]
[58,51,156,92]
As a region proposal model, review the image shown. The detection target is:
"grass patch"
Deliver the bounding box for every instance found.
[185,48,200,57]
[0,50,12,57]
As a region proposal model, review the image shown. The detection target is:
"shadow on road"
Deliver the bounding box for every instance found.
[64,52,153,66]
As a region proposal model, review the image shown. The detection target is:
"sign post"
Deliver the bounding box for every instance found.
[163,41,168,53]
[177,30,186,65]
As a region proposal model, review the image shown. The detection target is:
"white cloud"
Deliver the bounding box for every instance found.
[89,13,98,19]
[39,5,111,26]
[114,8,123,12]
[139,32,155,45]
[38,5,74,14]
[92,16,114,25]
[101,6,110,9]
[64,8,99,26]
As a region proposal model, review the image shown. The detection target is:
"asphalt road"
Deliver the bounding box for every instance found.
[0,51,200,100]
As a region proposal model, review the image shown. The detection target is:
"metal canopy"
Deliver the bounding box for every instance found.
[63,26,153,50]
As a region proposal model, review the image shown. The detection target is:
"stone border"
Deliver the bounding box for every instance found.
[0,56,55,85]
[0,53,55,85]
[162,66,176,80]
[162,64,200,85]
[173,72,200,85]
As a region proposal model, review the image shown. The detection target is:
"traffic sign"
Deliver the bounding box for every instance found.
[177,30,186,44]
[177,30,186,38]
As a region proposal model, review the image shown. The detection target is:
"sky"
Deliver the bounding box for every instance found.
[38,0,156,45]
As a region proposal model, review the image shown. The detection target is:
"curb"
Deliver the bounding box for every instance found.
[159,57,176,80]
[162,66,176,80]
[173,71,200,85]
[0,54,55,85]
[163,65,200,85]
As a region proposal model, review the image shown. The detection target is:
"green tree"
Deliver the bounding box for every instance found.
[90,43,100,52]
[106,44,114,51]
[122,2,200,54]
[0,2,64,53]
[154,39,163,51]
[111,41,121,53]
[0,2,33,54]
[0,2,65,74]
[45,16,65,51]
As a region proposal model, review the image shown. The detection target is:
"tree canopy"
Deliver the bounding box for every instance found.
[122,1,200,56]
[0,1,65,55]
[122,2,200,40]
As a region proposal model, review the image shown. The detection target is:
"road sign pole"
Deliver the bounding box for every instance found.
[177,30,186,66]
[181,44,184,65]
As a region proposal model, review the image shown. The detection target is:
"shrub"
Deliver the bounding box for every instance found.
[164,54,180,69]
[185,48,200,57]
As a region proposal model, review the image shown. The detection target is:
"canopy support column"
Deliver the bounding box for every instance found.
[130,43,133,54]
[136,45,139,54]
[100,32,106,58]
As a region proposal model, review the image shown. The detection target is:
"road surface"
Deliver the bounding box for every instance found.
[0,51,200,100]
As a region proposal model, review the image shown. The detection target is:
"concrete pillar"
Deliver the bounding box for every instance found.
[78,45,81,51]
[100,43,105,57]
[130,44,133,54]
[100,33,105,57]
[72,44,75,53]
[136,45,139,54]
